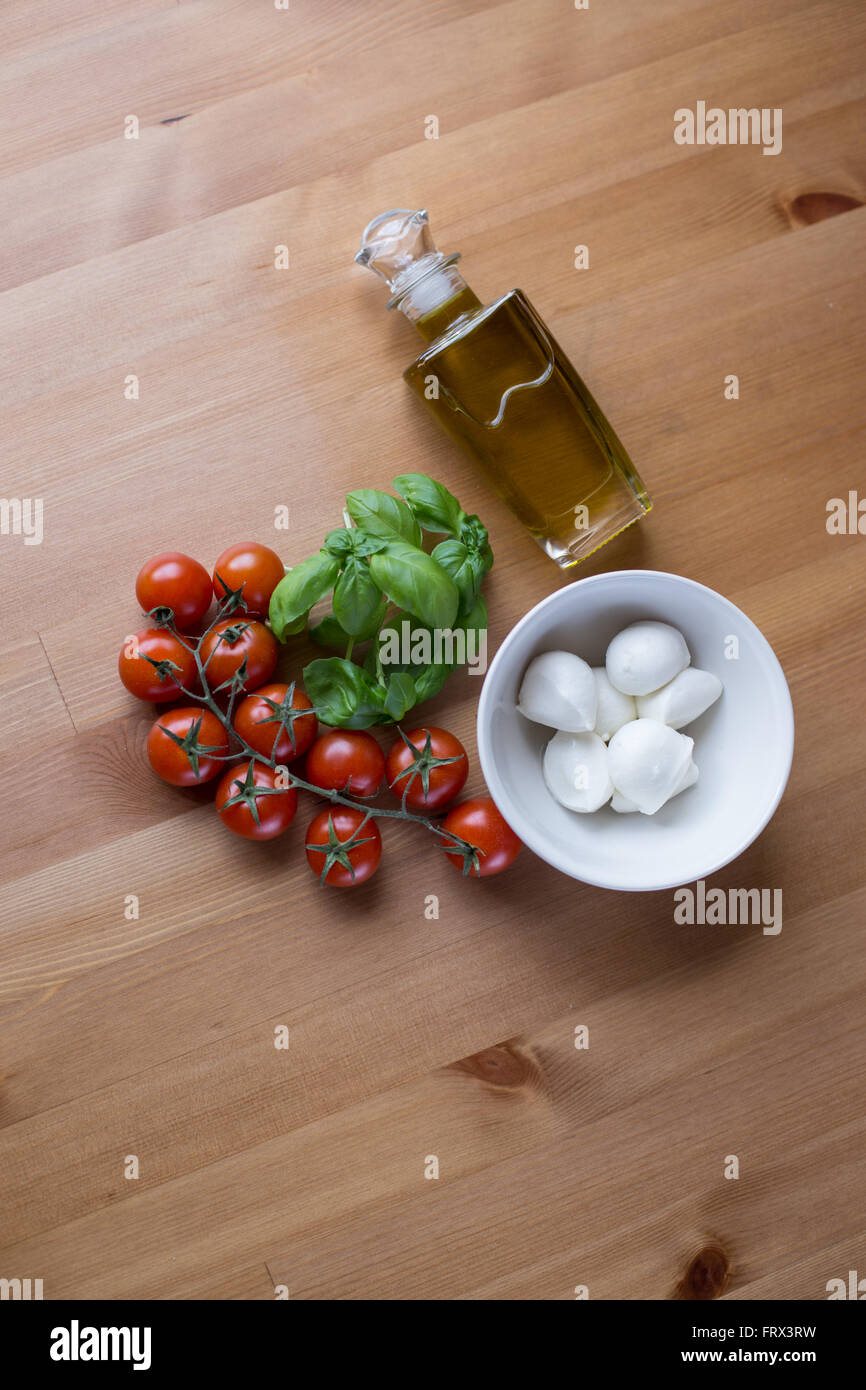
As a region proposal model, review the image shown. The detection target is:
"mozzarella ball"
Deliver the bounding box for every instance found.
[607,718,694,815]
[636,667,722,730]
[517,650,597,732]
[592,667,636,741]
[543,731,613,813]
[605,621,690,697]
[611,758,698,814]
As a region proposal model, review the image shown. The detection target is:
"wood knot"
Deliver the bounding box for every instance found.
[450,1041,540,1091]
[784,191,863,227]
[675,1242,731,1300]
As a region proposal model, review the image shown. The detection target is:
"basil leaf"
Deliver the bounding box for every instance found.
[383,672,417,721]
[269,551,340,641]
[309,612,352,649]
[356,595,388,642]
[458,592,488,635]
[345,489,422,548]
[363,643,381,678]
[412,662,451,702]
[369,542,459,630]
[323,528,354,559]
[459,514,494,571]
[351,531,389,558]
[393,473,465,535]
[431,538,485,611]
[303,657,386,729]
[333,556,384,638]
[311,600,387,650]
[325,526,387,563]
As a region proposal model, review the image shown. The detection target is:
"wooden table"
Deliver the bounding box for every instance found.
[1,0,864,1302]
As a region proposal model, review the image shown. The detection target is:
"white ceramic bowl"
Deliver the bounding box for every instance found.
[477,570,794,891]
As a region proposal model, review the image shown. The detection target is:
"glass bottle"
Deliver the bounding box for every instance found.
[355,209,651,568]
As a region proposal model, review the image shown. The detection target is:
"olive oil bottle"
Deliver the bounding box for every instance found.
[356,209,651,567]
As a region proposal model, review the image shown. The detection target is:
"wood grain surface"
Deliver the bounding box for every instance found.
[1,0,864,1301]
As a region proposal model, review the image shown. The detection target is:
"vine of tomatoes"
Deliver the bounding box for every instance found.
[118,546,521,886]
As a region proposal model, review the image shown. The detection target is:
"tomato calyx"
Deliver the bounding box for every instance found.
[252,681,314,758]
[304,811,380,887]
[212,576,249,618]
[212,619,251,648]
[212,654,249,697]
[440,834,485,877]
[146,604,178,629]
[142,653,186,688]
[219,760,293,827]
[389,726,466,808]
[152,713,228,780]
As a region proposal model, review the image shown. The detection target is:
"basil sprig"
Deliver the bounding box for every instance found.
[268,550,340,640]
[268,474,494,727]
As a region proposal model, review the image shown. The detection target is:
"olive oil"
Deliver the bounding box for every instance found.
[356,210,651,567]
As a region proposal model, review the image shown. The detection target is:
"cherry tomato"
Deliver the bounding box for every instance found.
[386,726,468,811]
[215,759,297,840]
[200,618,278,693]
[233,682,317,762]
[135,552,212,628]
[118,628,197,703]
[147,707,230,786]
[212,542,285,617]
[305,729,385,799]
[305,806,382,887]
[441,797,522,878]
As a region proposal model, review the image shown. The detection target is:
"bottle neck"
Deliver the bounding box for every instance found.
[394,262,482,344]
[414,283,483,343]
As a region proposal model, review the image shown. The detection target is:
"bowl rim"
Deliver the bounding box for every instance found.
[476,569,796,892]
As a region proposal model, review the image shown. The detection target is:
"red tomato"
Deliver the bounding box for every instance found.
[212,542,285,617]
[147,707,230,786]
[386,726,468,811]
[233,682,317,763]
[118,628,197,703]
[305,730,385,799]
[215,759,297,840]
[305,806,382,887]
[135,552,212,628]
[441,797,522,878]
[199,618,278,693]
